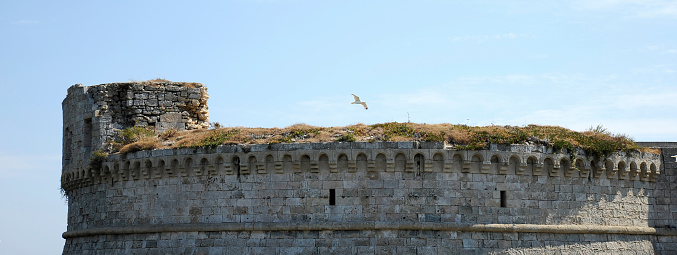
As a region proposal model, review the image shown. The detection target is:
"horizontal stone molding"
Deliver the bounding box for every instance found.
[61,142,662,192]
[62,222,677,239]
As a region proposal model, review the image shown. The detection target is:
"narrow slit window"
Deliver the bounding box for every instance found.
[83,118,92,152]
[500,191,507,208]
[64,128,72,165]
[329,189,336,205]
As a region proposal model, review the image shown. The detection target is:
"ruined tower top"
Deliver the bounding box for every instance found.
[61,81,209,173]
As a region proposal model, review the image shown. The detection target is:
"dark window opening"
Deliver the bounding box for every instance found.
[414,154,423,176]
[329,189,336,205]
[500,191,507,208]
[64,128,72,165]
[84,118,92,153]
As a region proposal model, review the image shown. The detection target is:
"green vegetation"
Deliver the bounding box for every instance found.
[269,124,324,144]
[371,122,415,138]
[189,129,240,148]
[336,133,356,142]
[362,122,640,159]
[523,124,638,159]
[389,123,639,159]
[120,126,155,143]
[89,149,108,170]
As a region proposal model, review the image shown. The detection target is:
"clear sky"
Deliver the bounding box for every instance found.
[1,0,676,254]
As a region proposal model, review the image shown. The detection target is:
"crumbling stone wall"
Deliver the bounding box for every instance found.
[61,82,208,174]
[87,82,208,131]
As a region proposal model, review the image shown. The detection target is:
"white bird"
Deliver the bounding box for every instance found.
[351,94,368,110]
[672,155,677,162]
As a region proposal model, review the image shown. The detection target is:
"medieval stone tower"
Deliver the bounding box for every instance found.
[61,82,677,254]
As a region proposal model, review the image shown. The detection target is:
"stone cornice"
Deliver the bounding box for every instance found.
[61,142,662,193]
[62,222,677,239]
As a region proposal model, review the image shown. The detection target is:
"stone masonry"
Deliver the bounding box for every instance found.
[61,82,677,254]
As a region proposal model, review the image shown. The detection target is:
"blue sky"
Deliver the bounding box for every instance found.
[1,0,676,254]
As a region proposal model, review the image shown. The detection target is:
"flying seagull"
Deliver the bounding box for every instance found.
[672,155,677,162]
[351,94,368,110]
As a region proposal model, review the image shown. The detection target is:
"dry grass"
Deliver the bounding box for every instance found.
[109,122,650,158]
[119,136,161,154]
[128,78,203,88]
[145,78,172,83]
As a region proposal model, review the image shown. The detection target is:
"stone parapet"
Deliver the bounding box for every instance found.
[61,142,662,193]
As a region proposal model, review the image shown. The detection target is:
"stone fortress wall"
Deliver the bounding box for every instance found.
[61,82,677,254]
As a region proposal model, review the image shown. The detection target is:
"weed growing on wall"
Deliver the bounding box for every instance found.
[192,129,241,148]
[129,78,203,88]
[119,136,160,154]
[336,133,357,142]
[209,122,222,129]
[110,126,160,154]
[89,149,108,171]
[525,125,639,159]
[159,128,179,140]
[120,126,155,142]
[108,122,648,159]
[371,122,414,138]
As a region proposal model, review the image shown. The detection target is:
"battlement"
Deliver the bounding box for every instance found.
[61,142,661,192]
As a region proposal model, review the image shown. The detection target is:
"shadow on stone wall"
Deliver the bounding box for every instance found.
[649,147,677,253]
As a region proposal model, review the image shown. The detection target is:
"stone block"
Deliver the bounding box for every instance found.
[462,239,480,248]
[420,141,445,149]
[397,141,414,149]
[157,122,185,132]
